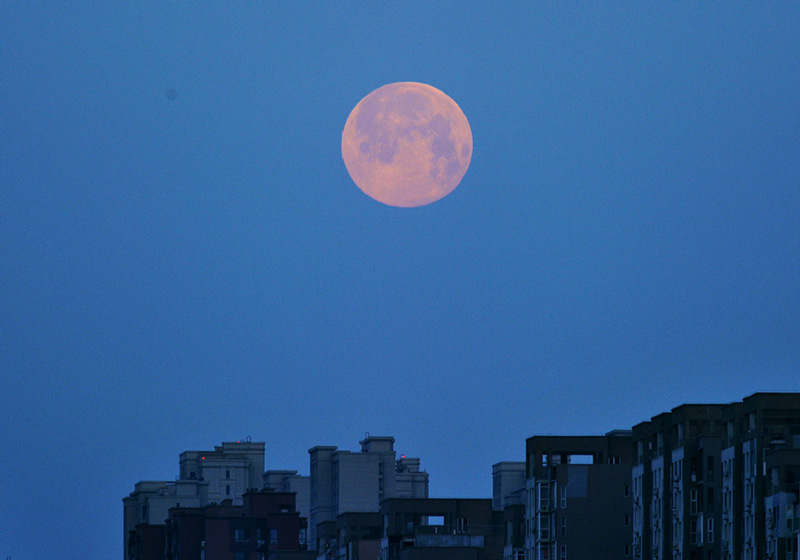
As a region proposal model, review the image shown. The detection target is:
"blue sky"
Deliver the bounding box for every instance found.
[2,4,799,558]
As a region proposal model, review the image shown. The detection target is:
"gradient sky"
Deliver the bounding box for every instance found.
[2,4,799,558]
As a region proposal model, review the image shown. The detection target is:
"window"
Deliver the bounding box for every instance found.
[624,484,630,497]
[560,544,567,559]
[235,553,247,560]
[456,517,468,533]
[226,484,231,496]
[690,489,698,515]
[270,528,278,544]
[539,516,550,540]
[707,518,714,543]
[226,469,230,479]
[235,528,248,542]
[560,516,566,537]
[624,514,631,526]
[560,487,567,508]
[625,544,631,556]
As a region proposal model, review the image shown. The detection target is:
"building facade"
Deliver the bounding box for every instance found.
[379,498,504,560]
[314,511,382,560]
[264,470,311,522]
[308,436,429,550]
[124,441,266,560]
[631,404,724,560]
[492,462,526,560]
[719,393,800,560]
[163,489,313,560]
[525,431,633,560]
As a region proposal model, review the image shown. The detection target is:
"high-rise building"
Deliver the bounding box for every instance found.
[492,462,526,560]
[630,392,800,560]
[525,431,633,560]
[379,498,504,560]
[631,404,725,560]
[718,393,800,560]
[263,470,311,523]
[308,436,428,550]
[163,489,313,560]
[124,441,265,560]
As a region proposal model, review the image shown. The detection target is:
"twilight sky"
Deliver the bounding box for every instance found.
[2,4,799,558]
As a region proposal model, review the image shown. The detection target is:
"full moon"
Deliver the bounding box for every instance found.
[341,82,472,207]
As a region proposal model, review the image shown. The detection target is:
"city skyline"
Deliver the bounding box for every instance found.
[3,4,799,559]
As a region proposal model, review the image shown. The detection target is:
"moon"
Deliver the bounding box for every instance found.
[341,82,472,207]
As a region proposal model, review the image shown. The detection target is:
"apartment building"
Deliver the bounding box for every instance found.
[492,462,526,560]
[124,440,266,560]
[308,436,429,550]
[525,431,633,560]
[719,393,800,560]
[314,511,382,560]
[379,498,504,560]
[631,404,724,560]
[163,489,313,560]
[263,470,311,522]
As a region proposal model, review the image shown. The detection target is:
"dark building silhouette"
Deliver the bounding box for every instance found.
[719,393,800,560]
[525,431,633,560]
[492,462,526,560]
[314,511,382,560]
[163,489,312,560]
[308,436,428,550]
[631,392,800,560]
[124,441,267,560]
[632,404,725,560]
[379,498,504,560]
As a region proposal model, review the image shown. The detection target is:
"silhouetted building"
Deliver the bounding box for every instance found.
[314,511,382,560]
[124,441,266,560]
[718,393,800,560]
[492,462,526,560]
[525,431,633,560]
[263,470,311,522]
[163,489,312,560]
[308,436,429,550]
[765,448,800,560]
[631,404,725,560]
[379,498,504,560]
